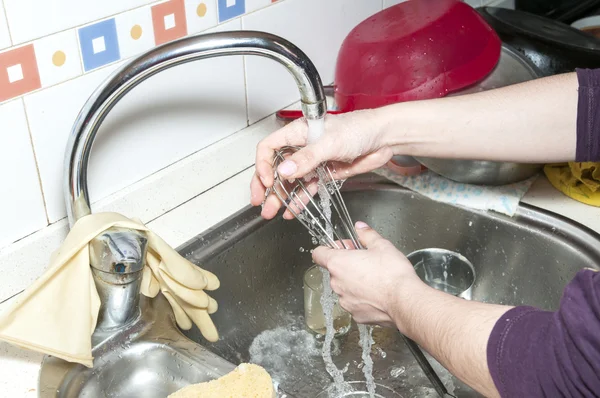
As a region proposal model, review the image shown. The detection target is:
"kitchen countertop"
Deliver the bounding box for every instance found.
[1,116,599,397]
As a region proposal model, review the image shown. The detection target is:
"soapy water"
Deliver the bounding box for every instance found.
[249,325,322,387]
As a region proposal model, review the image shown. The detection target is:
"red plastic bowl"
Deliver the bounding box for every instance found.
[334,0,501,111]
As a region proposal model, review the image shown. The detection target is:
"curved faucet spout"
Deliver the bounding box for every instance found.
[64,30,327,225]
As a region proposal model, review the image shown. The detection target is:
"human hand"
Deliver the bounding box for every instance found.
[250,109,395,219]
[311,221,424,329]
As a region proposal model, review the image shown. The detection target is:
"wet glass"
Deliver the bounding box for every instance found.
[303,265,352,336]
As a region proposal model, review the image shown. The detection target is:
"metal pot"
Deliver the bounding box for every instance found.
[414,44,545,186]
[478,6,600,78]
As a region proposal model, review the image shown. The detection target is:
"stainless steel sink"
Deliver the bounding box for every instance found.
[39,294,236,398]
[39,173,600,397]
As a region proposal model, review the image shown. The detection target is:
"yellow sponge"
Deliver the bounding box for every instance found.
[168,363,275,398]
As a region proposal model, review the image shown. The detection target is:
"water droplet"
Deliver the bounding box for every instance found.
[390,366,406,377]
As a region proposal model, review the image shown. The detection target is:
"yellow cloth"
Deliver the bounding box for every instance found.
[544,162,600,206]
[0,212,219,368]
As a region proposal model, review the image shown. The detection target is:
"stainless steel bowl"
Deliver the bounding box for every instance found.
[415,44,544,186]
[407,248,476,300]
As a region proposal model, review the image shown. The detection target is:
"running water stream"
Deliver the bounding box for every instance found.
[316,172,352,397]
[315,166,375,398]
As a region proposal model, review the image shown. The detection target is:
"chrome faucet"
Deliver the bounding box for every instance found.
[63,31,327,332]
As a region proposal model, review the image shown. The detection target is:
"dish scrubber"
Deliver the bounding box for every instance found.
[168,363,275,398]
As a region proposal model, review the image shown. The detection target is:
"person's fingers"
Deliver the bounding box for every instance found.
[268,174,319,220]
[330,147,393,178]
[312,246,335,268]
[354,221,387,249]
[283,208,295,220]
[255,119,308,188]
[332,239,357,250]
[277,142,331,180]
[260,193,282,219]
[259,176,319,220]
[289,179,319,215]
[250,173,266,206]
[329,276,342,295]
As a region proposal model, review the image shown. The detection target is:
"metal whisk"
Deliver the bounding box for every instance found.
[267,145,456,398]
[268,145,362,250]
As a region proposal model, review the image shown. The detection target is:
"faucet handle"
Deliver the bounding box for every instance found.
[89,227,149,331]
[89,227,148,283]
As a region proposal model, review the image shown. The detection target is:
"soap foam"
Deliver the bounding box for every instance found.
[249,326,321,386]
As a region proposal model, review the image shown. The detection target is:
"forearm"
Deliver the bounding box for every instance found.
[391,282,512,397]
[375,72,578,163]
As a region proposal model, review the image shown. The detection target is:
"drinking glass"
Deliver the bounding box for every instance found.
[303,265,352,336]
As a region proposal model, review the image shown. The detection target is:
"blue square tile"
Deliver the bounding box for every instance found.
[218,0,246,22]
[78,19,121,72]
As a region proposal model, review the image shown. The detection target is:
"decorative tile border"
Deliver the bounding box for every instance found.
[218,0,246,22]
[115,6,157,59]
[33,30,82,87]
[0,44,41,103]
[185,0,219,36]
[152,0,188,45]
[0,0,283,105]
[78,18,121,72]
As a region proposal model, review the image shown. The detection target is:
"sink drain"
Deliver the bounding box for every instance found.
[316,381,403,398]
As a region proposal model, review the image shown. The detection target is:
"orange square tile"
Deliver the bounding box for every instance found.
[152,0,188,46]
[0,44,41,103]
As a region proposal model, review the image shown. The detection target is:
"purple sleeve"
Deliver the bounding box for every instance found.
[487,269,600,397]
[576,68,600,162]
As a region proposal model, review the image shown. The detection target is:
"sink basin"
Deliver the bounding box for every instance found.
[39,295,236,398]
[39,173,600,397]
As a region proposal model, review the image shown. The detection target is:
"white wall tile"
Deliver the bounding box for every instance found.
[0,107,277,302]
[115,5,156,59]
[245,0,272,13]
[3,0,158,45]
[0,99,47,249]
[0,5,11,50]
[24,63,122,223]
[25,19,246,223]
[33,29,82,88]
[148,167,253,247]
[185,0,218,35]
[242,0,381,124]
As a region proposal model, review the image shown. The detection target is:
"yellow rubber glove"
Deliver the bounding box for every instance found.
[140,224,220,342]
[0,212,221,367]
